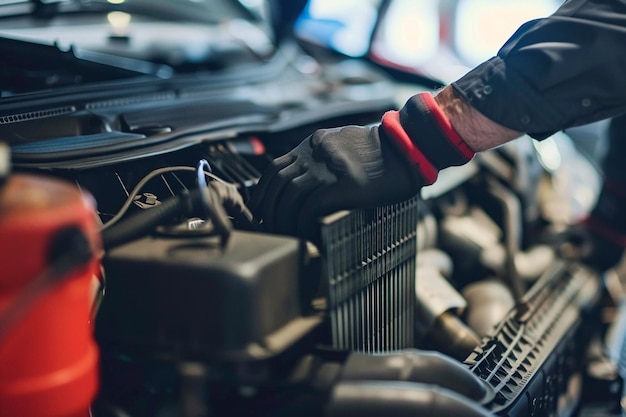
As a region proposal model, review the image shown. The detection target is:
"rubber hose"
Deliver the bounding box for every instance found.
[326,381,494,417]
[102,191,199,250]
[340,350,489,402]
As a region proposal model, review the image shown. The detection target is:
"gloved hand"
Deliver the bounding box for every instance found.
[249,125,421,237]
[557,181,626,271]
[249,92,476,237]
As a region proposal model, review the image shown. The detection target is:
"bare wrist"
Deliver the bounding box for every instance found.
[434,86,522,152]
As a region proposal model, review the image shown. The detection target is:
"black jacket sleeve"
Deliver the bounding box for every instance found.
[452,0,626,140]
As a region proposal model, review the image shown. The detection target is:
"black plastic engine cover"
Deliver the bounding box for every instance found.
[96,230,320,362]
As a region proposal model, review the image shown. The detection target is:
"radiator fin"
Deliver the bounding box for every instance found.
[320,196,418,352]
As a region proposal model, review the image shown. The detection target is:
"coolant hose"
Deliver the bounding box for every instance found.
[340,350,490,402]
[326,381,494,417]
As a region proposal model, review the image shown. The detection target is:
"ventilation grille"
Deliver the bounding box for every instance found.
[0,106,76,124]
[320,196,418,352]
[465,261,598,415]
[85,92,177,110]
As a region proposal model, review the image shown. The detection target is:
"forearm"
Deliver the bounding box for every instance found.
[449,0,626,141]
[433,86,522,152]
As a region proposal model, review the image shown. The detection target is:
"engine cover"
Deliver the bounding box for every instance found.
[96,230,321,364]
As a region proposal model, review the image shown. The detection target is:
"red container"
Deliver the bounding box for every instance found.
[0,174,101,417]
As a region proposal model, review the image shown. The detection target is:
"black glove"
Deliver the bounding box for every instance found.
[249,125,421,237]
[249,92,476,237]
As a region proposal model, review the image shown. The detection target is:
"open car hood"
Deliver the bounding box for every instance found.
[0,0,395,168]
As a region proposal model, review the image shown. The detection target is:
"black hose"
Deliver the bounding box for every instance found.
[102,190,199,251]
[102,159,263,250]
[339,350,491,403]
[101,182,257,251]
[326,381,494,417]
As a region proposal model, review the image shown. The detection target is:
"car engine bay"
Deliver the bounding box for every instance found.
[1,1,626,416]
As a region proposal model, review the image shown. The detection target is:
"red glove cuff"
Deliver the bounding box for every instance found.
[381,110,439,184]
[380,92,475,186]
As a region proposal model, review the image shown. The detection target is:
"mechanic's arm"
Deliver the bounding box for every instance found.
[251,0,626,237]
[433,87,521,152]
[442,0,626,147]
[452,0,626,138]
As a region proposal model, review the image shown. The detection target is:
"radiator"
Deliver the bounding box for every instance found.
[319,196,419,352]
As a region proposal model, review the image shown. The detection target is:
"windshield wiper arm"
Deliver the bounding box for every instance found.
[0,35,173,93]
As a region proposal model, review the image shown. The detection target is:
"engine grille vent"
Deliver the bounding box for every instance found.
[0,106,75,124]
[319,196,418,352]
[85,92,176,110]
[465,261,598,415]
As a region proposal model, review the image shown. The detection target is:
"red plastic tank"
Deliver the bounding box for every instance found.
[0,174,101,417]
